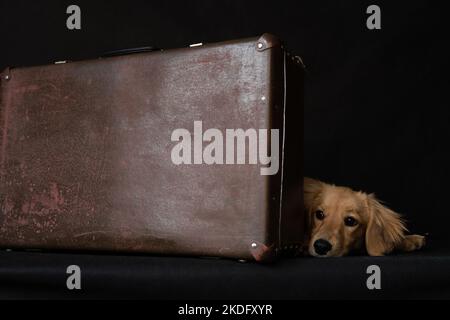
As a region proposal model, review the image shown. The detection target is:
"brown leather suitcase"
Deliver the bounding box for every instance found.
[0,34,304,262]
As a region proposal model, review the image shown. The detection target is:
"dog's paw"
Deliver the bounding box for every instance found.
[401,234,426,252]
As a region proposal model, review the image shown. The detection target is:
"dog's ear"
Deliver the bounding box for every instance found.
[303,177,324,213]
[365,194,407,256]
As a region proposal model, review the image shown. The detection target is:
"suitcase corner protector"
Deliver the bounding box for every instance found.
[256,33,281,52]
[0,67,11,81]
[249,241,277,263]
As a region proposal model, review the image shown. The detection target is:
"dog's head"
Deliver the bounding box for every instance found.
[304,178,406,257]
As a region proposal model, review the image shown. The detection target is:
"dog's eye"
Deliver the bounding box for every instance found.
[344,216,358,227]
[315,210,325,220]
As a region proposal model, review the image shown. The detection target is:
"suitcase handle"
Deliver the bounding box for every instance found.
[101,46,160,57]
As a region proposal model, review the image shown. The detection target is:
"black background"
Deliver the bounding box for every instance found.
[1,0,448,242]
[1,0,450,299]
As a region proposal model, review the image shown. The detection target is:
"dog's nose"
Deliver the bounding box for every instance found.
[314,239,332,255]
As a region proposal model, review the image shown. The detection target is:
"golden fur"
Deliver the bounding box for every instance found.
[304,177,425,257]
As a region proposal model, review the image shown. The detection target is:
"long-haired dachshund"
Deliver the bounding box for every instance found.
[304,177,425,257]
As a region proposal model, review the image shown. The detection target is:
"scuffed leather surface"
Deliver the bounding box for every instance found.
[0,36,303,259]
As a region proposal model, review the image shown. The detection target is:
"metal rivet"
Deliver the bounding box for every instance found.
[257,42,264,49]
[261,96,266,101]
[251,242,258,248]
[4,75,10,80]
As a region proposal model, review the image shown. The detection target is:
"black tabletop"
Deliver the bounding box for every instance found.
[1,240,449,300]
